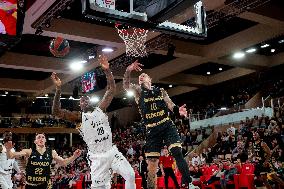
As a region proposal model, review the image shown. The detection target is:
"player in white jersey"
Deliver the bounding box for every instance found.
[0,132,21,189]
[51,55,135,189]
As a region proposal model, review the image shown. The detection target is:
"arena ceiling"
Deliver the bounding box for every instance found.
[0,0,284,102]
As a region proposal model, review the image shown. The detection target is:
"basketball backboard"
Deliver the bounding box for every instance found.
[82,0,207,39]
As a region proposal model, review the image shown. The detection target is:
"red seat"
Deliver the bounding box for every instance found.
[200,165,220,189]
[157,177,164,188]
[112,178,144,189]
[240,163,255,174]
[234,164,255,189]
[76,180,83,189]
[135,178,142,189]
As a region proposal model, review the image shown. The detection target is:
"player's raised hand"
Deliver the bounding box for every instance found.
[179,104,188,118]
[73,149,82,158]
[51,72,62,88]
[98,54,109,70]
[127,60,143,72]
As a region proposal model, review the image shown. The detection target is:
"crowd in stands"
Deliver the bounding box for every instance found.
[45,103,283,188]
[187,67,284,121]
[187,105,284,189]
[0,115,77,128]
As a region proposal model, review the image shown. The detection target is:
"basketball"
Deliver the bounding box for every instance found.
[49,37,70,57]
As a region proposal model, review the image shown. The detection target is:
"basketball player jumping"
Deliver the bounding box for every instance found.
[252,132,284,189]
[51,55,136,189]
[123,61,197,189]
[4,133,81,189]
[0,132,21,189]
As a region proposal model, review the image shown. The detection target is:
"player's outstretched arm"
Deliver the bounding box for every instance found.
[51,72,81,122]
[161,88,188,118]
[5,141,31,159]
[261,141,271,165]
[52,149,81,167]
[123,60,143,101]
[97,55,116,111]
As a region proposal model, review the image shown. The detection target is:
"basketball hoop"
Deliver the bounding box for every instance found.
[115,23,148,57]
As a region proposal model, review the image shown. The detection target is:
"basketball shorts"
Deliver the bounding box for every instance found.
[254,161,275,176]
[145,121,182,158]
[25,180,51,189]
[0,174,13,189]
[88,145,133,188]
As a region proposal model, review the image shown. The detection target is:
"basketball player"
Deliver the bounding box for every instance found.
[4,133,81,189]
[123,61,197,189]
[253,132,284,189]
[51,55,136,189]
[0,132,21,189]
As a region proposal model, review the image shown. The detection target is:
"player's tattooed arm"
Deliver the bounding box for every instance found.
[98,68,116,111]
[261,141,271,164]
[161,88,175,112]
[123,61,142,102]
[51,73,81,122]
[161,88,188,117]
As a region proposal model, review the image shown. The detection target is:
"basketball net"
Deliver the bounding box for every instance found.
[115,24,148,57]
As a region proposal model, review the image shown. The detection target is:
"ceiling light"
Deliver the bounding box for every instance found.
[36,97,48,99]
[219,67,223,71]
[70,61,84,71]
[127,91,134,97]
[123,97,127,100]
[48,137,55,141]
[69,96,74,100]
[278,39,284,44]
[45,94,48,97]
[220,107,227,110]
[271,49,275,53]
[169,85,173,88]
[261,44,270,48]
[1,95,6,97]
[88,55,95,59]
[233,52,245,59]
[246,48,257,53]
[206,71,211,75]
[5,91,8,95]
[90,96,100,103]
[32,101,35,104]
[102,48,114,52]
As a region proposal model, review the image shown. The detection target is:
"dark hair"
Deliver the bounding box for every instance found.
[35,133,45,139]
[3,131,12,143]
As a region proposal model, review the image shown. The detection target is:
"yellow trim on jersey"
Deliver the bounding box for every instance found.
[145,152,160,157]
[267,172,276,180]
[146,117,170,128]
[168,143,182,151]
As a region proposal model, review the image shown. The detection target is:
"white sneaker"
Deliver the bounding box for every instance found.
[188,182,199,189]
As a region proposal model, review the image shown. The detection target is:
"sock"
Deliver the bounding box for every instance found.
[170,146,192,184]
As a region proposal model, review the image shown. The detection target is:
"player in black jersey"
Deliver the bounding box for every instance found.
[4,133,81,189]
[123,61,197,189]
[253,132,284,189]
